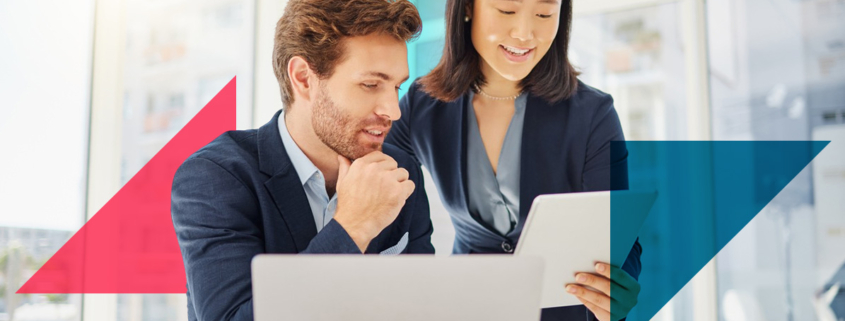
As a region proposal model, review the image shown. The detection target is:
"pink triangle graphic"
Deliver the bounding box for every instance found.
[18,77,236,293]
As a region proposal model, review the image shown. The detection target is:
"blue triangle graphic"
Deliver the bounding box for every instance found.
[611,141,829,320]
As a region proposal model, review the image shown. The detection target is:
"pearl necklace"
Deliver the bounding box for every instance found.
[474,84,522,101]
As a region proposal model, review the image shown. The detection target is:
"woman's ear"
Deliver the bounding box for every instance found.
[288,56,315,104]
[465,0,473,20]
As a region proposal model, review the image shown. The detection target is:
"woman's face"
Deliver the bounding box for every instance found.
[470,0,561,82]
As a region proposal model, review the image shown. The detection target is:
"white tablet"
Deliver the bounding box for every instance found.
[252,255,546,321]
[514,190,657,308]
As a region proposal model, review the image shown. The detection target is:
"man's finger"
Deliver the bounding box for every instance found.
[575,273,611,296]
[399,180,415,198]
[360,153,398,170]
[390,168,410,182]
[337,155,352,182]
[356,151,390,164]
[376,156,399,170]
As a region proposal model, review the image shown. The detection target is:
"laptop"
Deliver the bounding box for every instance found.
[515,190,657,308]
[252,255,545,320]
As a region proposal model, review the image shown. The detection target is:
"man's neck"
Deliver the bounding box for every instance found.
[284,108,340,191]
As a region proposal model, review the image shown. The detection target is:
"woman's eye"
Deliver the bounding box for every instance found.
[498,10,515,15]
[362,83,377,89]
[537,14,553,18]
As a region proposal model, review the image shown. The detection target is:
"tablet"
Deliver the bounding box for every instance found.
[514,190,657,308]
[252,255,546,321]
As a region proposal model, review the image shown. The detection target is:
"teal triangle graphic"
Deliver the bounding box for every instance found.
[611,141,829,321]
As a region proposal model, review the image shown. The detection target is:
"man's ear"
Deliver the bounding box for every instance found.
[288,56,315,104]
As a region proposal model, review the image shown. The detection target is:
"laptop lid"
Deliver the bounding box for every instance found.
[252,255,545,321]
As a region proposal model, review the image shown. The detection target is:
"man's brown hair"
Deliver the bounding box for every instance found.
[273,0,422,107]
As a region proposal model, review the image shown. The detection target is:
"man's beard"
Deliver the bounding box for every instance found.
[311,83,391,160]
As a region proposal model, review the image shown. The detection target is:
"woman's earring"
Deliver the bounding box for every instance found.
[464,16,470,22]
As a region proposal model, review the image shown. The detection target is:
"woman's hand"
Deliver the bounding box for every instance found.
[566,262,640,321]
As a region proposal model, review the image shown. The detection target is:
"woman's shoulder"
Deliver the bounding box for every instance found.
[404,79,463,109]
[566,80,614,109]
[541,80,617,124]
[398,78,465,128]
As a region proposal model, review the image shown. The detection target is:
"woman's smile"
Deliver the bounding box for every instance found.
[499,44,535,62]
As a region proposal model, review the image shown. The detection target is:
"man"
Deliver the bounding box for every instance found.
[171,0,431,319]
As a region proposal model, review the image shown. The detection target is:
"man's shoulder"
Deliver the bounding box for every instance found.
[181,129,260,174]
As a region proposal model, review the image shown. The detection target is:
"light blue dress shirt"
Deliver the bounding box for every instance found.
[278,111,410,254]
[466,92,527,236]
[278,111,338,233]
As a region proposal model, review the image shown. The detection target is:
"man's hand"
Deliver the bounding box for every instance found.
[566,262,640,321]
[332,152,415,252]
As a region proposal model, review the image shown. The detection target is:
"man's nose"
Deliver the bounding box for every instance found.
[375,92,402,121]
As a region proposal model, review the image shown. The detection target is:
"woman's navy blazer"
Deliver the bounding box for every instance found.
[386,80,642,320]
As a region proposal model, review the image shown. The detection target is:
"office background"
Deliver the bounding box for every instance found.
[0,0,843,320]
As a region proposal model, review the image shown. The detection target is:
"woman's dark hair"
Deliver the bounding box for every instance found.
[418,0,579,103]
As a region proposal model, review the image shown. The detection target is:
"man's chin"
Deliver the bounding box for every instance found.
[343,143,383,160]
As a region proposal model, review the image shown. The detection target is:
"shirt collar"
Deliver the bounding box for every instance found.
[278,110,320,186]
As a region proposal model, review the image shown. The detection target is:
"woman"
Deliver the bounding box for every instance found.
[385,0,641,320]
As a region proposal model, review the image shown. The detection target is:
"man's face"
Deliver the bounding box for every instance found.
[311,33,409,160]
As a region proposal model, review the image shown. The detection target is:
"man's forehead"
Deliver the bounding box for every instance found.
[336,35,409,81]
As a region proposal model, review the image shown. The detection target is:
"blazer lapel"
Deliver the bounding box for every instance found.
[426,94,472,216]
[258,110,318,252]
[510,94,564,238]
[458,93,471,213]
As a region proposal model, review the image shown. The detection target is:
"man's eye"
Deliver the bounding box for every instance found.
[362,83,377,89]
[537,14,553,18]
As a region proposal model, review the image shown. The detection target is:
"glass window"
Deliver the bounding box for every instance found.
[0,1,94,320]
[117,0,255,319]
[708,0,845,320]
[569,3,697,320]
[570,3,689,141]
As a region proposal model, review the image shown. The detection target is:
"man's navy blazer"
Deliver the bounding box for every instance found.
[386,80,641,320]
[171,110,434,321]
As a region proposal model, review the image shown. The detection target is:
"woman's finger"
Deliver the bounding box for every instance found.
[576,296,610,321]
[575,272,611,296]
[567,284,611,311]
